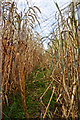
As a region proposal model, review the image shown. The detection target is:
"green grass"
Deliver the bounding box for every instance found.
[3,67,57,119]
[3,93,25,119]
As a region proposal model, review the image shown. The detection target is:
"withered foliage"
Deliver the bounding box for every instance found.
[1,1,80,119]
[1,1,44,118]
[40,2,80,119]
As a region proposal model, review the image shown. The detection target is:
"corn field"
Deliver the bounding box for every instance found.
[0,0,80,119]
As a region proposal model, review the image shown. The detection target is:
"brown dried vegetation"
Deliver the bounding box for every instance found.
[1,1,45,118]
[1,1,80,119]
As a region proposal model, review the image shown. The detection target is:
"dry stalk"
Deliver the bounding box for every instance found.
[43,87,55,119]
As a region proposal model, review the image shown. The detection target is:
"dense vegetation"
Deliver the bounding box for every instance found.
[1,0,80,119]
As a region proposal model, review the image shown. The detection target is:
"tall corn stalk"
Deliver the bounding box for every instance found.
[0,0,2,119]
[1,1,43,118]
[52,2,80,119]
[40,2,80,119]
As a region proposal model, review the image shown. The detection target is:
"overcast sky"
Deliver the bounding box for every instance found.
[16,0,71,31]
[15,0,71,33]
[15,0,71,49]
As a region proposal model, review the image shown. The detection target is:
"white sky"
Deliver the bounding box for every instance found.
[15,0,72,49]
[16,0,71,33]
